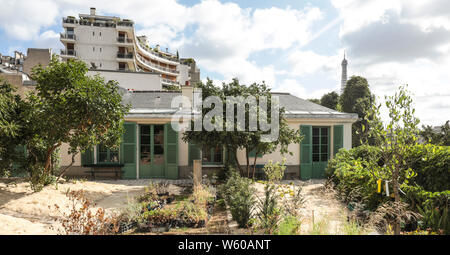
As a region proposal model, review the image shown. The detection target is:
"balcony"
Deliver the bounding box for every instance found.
[117,37,133,44]
[60,33,76,41]
[136,54,179,76]
[161,78,179,87]
[62,17,78,25]
[60,49,76,58]
[135,39,179,65]
[117,52,133,59]
[117,21,134,28]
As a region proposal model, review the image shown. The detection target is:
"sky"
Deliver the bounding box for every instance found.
[0,0,449,126]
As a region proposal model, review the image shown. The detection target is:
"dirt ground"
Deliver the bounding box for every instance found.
[253,179,351,234]
[0,179,183,235]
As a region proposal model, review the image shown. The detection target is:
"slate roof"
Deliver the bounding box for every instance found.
[123,90,358,120]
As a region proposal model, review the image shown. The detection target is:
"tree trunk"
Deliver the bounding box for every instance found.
[252,155,258,179]
[393,165,401,235]
[246,150,250,178]
[57,153,77,182]
[233,151,243,175]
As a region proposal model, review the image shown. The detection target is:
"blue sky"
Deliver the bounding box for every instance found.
[0,0,449,126]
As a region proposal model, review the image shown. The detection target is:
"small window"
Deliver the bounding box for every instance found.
[93,46,95,52]
[97,144,119,163]
[100,32,102,36]
[202,146,223,165]
[93,31,95,36]
[100,47,102,52]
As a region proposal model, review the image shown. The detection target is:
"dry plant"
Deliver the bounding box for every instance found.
[368,201,421,234]
[52,189,119,235]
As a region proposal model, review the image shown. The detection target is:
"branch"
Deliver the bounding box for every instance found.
[56,152,77,182]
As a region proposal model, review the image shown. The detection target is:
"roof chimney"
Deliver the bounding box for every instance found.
[90,7,96,16]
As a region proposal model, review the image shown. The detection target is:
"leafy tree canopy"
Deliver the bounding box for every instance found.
[420,121,450,146]
[183,78,302,178]
[25,57,130,178]
[320,91,339,110]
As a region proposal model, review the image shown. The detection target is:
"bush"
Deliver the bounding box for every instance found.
[405,144,450,192]
[328,144,450,234]
[276,215,302,235]
[54,189,119,235]
[326,145,385,210]
[221,170,255,228]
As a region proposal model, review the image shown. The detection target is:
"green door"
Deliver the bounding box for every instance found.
[165,123,178,179]
[139,124,166,178]
[300,125,312,180]
[311,127,330,179]
[121,122,137,179]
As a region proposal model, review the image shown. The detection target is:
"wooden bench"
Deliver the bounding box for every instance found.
[83,164,125,180]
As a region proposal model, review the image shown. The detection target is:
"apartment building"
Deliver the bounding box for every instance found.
[60,7,200,89]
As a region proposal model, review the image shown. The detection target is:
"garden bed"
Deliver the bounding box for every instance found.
[118,182,217,234]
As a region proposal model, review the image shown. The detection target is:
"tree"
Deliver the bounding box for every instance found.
[320,91,339,110]
[340,76,376,147]
[24,57,129,183]
[0,79,28,176]
[307,98,321,104]
[420,121,450,146]
[364,85,420,235]
[182,78,302,178]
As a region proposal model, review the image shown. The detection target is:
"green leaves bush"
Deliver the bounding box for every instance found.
[221,169,256,228]
[327,144,449,234]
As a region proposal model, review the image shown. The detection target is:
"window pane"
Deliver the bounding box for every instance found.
[99,152,108,163]
[110,150,119,162]
[202,146,212,162]
[313,145,319,153]
[213,147,223,163]
[141,125,150,135]
[321,127,328,136]
[313,154,320,162]
[321,153,328,161]
[313,128,320,136]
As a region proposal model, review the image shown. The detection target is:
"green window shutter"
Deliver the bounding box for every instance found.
[300,125,312,180]
[121,122,137,179]
[81,148,94,166]
[333,125,344,156]
[165,123,179,179]
[188,142,201,166]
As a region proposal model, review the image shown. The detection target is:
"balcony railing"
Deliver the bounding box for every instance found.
[61,49,76,56]
[117,52,133,59]
[136,54,179,75]
[117,37,133,44]
[62,18,78,24]
[117,21,134,27]
[162,78,179,86]
[60,33,76,40]
[136,40,179,63]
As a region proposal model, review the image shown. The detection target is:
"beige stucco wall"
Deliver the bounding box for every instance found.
[58,118,355,171]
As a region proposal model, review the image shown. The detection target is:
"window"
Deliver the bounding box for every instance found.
[97,144,119,163]
[93,46,95,52]
[202,146,223,165]
[100,47,102,52]
[312,127,329,162]
[93,31,95,36]
[100,32,102,36]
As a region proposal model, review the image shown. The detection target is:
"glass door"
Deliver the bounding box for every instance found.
[312,127,329,179]
[138,124,165,178]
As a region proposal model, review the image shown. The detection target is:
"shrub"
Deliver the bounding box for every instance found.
[276,215,302,235]
[53,189,119,235]
[256,184,282,234]
[221,170,255,228]
[262,158,286,183]
[405,144,450,192]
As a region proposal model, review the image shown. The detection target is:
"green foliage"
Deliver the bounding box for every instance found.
[420,121,450,146]
[21,57,129,188]
[0,80,28,176]
[307,98,321,104]
[276,215,302,235]
[328,143,449,234]
[340,76,379,147]
[262,158,286,183]
[405,144,450,192]
[326,145,385,210]
[320,91,339,110]
[403,185,449,234]
[221,170,256,227]
[182,78,302,177]
[256,184,282,234]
